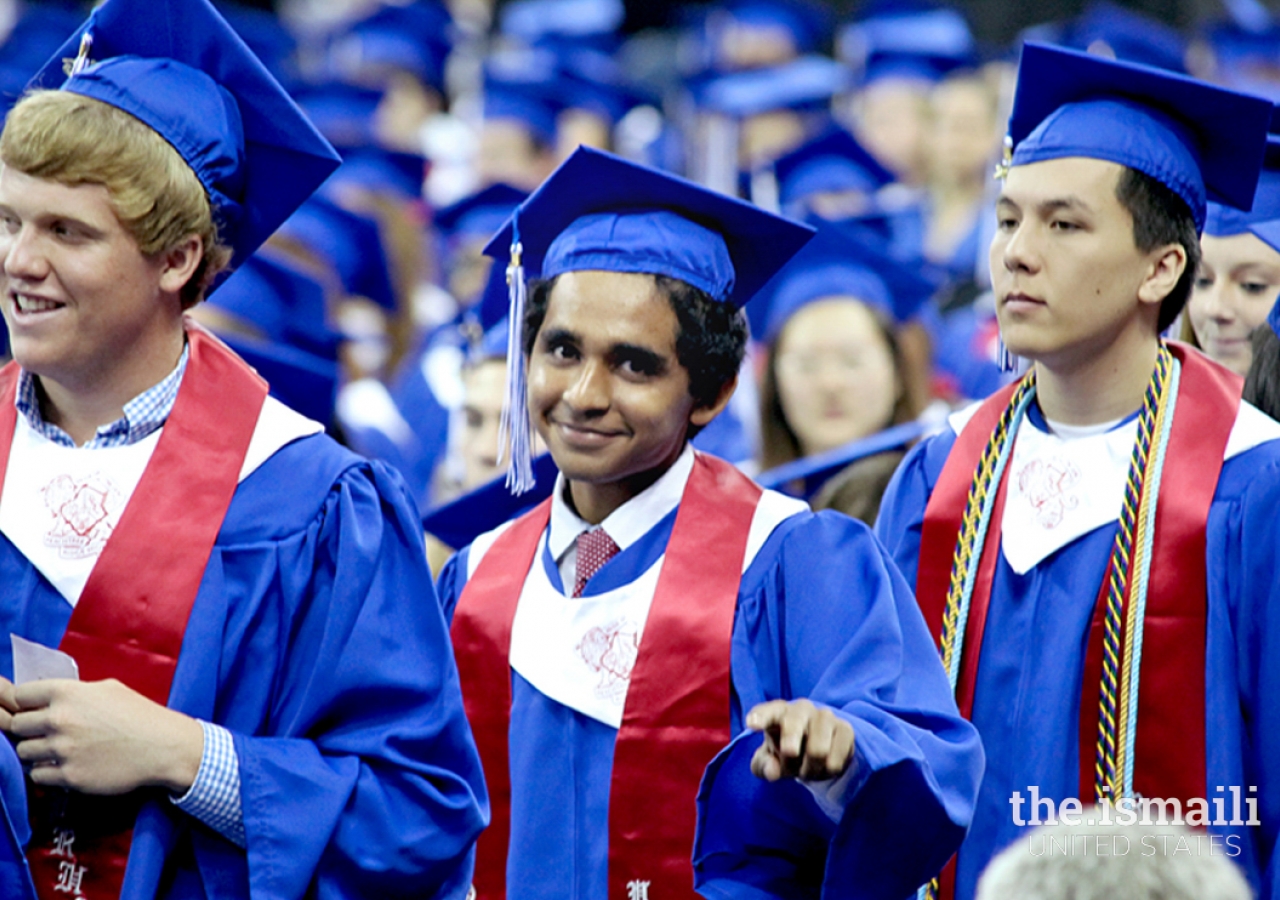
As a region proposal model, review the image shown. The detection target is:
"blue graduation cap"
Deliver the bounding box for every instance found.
[483,145,815,491]
[692,55,851,118]
[293,81,383,150]
[756,419,927,498]
[422,452,559,549]
[214,330,339,426]
[469,316,512,365]
[773,126,895,211]
[1020,1,1188,74]
[756,220,938,340]
[500,0,624,48]
[327,147,427,201]
[1006,41,1274,233]
[279,195,397,311]
[435,183,529,248]
[715,0,834,56]
[328,1,453,94]
[1206,137,1280,237]
[209,252,339,361]
[839,4,976,84]
[29,0,342,277]
[215,0,300,89]
[484,47,563,144]
[485,146,815,308]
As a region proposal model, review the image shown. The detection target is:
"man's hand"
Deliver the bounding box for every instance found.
[746,699,855,782]
[0,677,17,732]
[6,679,204,796]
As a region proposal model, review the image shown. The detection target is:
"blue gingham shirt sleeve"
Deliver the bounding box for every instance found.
[171,720,245,847]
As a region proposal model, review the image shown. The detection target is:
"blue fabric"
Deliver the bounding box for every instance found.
[15,345,188,449]
[544,211,736,303]
[1007,43,1273,229]
[1205,141,1280,236]
[438,503,983,900]
[0,434,487,897]
[30,0,341,274]
[875,399,1280,900]
[0,736,35,900]
[484,146,815,311]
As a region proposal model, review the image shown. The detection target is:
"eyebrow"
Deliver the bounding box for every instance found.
[996,195,1095,215]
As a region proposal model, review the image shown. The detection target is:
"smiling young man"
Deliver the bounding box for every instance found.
[0,0,486,897]
[875,44,1280,900]
[436,146,983,900]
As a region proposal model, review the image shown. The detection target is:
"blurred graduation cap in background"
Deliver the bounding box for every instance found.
[206,252,340,361]
[1205,137,1280,237]
[422,452,559,549]
[752,219,939,340]
[278,195,398,310]
[838,1,977,85]
[772,126,896,215]
[1019,0,1189,74]
[756,419,927,498]
[499,0,625,52]
[326,0,453,96]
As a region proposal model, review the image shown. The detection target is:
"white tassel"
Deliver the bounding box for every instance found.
[497,223,536,494]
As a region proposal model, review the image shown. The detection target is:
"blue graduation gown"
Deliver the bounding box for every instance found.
[438,505,983,900]
[875,406,1280,900]
[0,434,487,898]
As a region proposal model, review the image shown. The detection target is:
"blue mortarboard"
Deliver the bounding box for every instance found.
[500,0,624,46]
[484,145,814,491]
[773,126,895,210]
[293,82,383,149]
[435,183,529,244]
[757,419,926,497]
[328,1,453,94]
[215,330,339,426]
[1007,42,1274,233]
[279,195,397,311]
[839,4,976,84]
[692,55,851,118]
[484,45,563,127]
[215,1,299,88]
[485,146,815,308]
[210,252,339,360]
[1020,1,1187,74]
[326,147,427,201]
[551,47,652,125]
[1206,137,1280,237]
[30,0,341,277]
[422,452,558,548]
[757,220,938,339]
[717,0,834,56]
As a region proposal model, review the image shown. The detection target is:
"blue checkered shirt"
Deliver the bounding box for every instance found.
[15,344,245,845]
[15,344,189,448]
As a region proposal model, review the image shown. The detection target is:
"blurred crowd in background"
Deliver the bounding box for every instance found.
[1,0,1278,567]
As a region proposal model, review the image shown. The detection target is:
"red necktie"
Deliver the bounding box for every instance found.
[573,527,620,598]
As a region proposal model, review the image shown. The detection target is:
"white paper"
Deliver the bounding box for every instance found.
[10,635,79,685]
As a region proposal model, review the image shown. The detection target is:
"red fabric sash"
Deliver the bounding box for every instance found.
[916,345,1239,899]
[452,453,762,899]
[0,326,267,899]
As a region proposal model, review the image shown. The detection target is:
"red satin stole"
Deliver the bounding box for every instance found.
[0,326,267,899]
[916,344,1239,899]
[452,453,763,899]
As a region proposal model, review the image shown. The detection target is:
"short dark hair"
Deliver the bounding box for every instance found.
[522,272,748,413]
[1114,166,1200,334]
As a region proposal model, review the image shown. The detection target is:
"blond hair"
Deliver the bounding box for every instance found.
[0,89,232,307]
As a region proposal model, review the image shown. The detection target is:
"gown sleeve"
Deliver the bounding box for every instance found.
[693,509,983,900]
[136,451,490,900]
